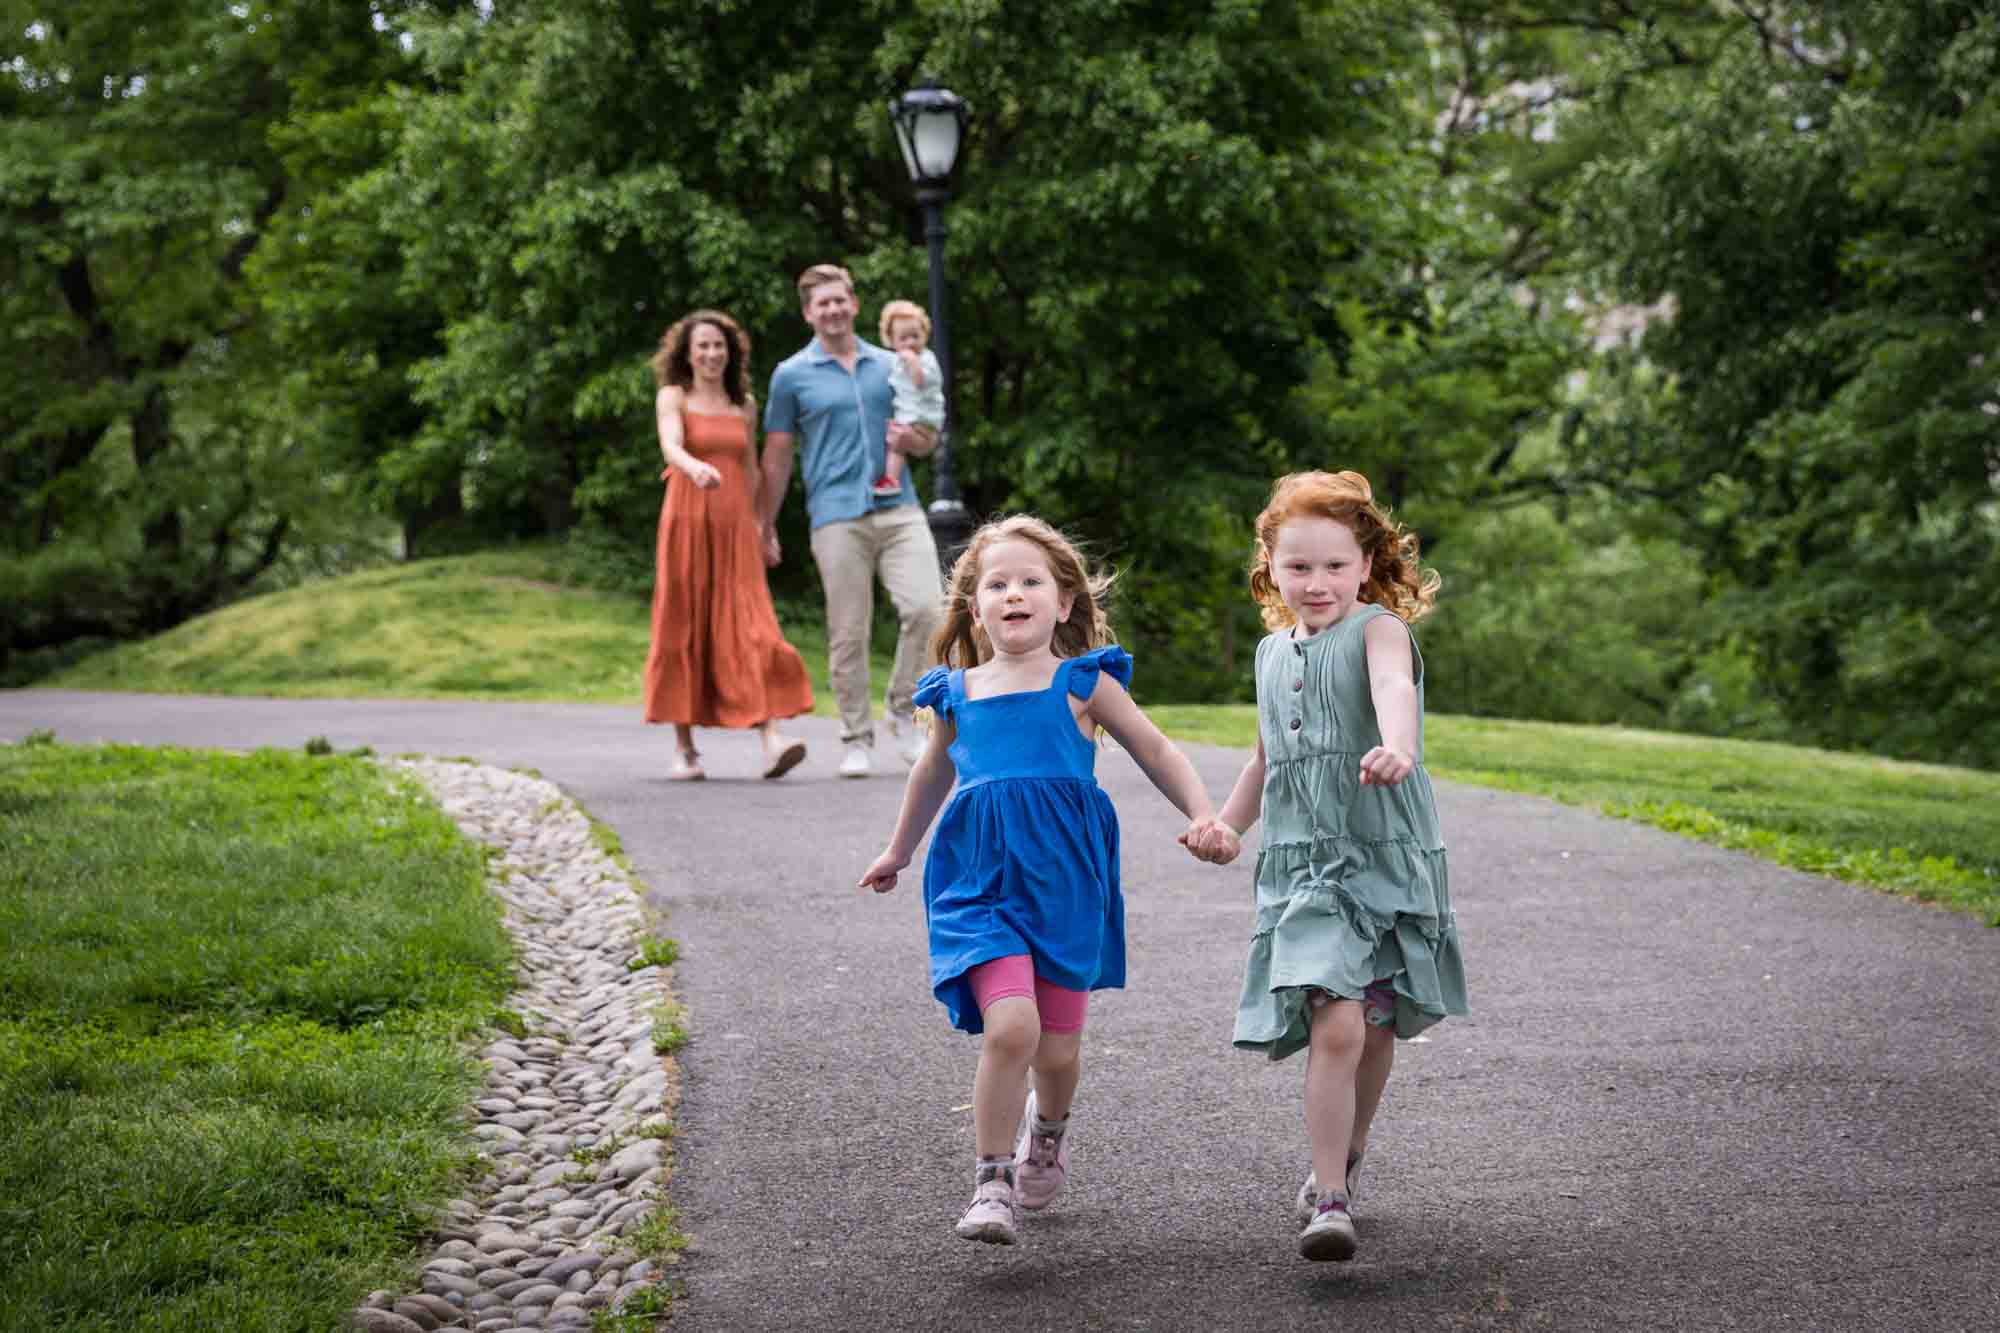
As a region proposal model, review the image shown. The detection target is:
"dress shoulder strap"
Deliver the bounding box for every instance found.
[1060,645,1135,701]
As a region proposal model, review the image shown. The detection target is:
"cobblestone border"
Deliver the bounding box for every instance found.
[352,760,682,1333]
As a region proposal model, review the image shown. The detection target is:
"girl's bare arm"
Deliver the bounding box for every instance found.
[1085,677,1216,824]
[1216,732,1266,836]
[860,720,959,892]
[1361,614,1419,786]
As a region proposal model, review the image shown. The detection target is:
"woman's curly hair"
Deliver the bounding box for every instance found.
[1247,470,1440,630]
[649,308,752,404]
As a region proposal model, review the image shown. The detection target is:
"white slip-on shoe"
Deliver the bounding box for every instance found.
[837,743,872,779]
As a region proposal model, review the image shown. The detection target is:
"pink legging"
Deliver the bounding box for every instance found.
[965,955,1089,1034]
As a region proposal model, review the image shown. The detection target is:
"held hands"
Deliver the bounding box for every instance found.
[859,846,911,894]
[1358,746,1413,787]
[1178,817,1241,865]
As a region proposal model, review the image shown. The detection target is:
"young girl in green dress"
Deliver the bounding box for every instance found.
[1187,470,1470,1263]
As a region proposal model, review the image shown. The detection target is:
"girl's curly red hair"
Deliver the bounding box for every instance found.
[1248,470,1440,630]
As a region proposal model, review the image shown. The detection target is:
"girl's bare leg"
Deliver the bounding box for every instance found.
[1028,1030,1082,1122]
[1350,1024,1395,1160]
[1303,999,1365,1197]
[972,996,1040,1157]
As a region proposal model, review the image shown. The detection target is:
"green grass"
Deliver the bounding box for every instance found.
[0,740,516,1331]
[45,545,893,717]
[34,549,2000,925]
[1150,706,2000,925]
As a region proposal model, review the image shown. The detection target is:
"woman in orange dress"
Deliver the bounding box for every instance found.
[644,309,814,779]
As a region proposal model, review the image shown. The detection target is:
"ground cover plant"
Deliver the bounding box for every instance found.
[46,545,893,717]
[1150,707,2000,926]
[0,738,515,1330]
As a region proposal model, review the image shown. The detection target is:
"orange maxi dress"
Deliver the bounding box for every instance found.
[643,409,814,727]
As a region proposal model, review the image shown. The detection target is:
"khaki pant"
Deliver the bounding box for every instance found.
[808,505,943,745]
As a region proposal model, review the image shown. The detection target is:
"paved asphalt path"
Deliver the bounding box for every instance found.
[6,691,1998,1332]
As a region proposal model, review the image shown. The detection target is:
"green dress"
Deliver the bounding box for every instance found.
[1233,603,1469,1060]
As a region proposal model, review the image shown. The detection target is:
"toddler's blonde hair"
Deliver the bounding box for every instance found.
[878,299,932,346]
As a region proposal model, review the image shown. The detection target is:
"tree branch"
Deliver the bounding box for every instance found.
[1728,1,1851,83]
[221,174,290,283]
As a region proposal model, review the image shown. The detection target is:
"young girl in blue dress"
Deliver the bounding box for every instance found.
[1187,470,1470,1263]
[860,514,1228,1246]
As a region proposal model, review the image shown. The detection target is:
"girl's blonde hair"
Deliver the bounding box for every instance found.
[1248,470,1440,629]
[878,299,931,346]
[931,515,1114,669]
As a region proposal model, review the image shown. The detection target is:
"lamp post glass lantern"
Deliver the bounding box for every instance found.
[887,82,972,560]
[889,83,965,185]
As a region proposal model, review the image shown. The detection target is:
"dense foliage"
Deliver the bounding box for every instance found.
[0,2,463,667]
[5,1,1995,767]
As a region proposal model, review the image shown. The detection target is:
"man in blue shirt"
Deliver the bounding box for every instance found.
[761,264,942,778]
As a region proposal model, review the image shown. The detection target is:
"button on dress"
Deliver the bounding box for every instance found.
[911,647,1133,1034]
[1234,605,1469,1059]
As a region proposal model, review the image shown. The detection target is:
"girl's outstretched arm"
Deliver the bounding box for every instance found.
[859,720,958,893]
[1083,677,1223,848]
[1360,614,1419,787]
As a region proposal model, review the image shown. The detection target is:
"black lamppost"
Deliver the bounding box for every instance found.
[887,80,973,561]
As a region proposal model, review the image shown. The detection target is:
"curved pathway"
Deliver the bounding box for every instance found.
[5,691,1997,1332]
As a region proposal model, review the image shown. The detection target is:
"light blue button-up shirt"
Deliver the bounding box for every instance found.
[764,337,918,529]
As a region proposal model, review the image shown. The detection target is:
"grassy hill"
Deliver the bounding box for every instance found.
[47,547,878,711]
[39,550,2000,925]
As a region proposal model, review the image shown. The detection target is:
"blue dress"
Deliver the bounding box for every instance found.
[911,646,1133,1034]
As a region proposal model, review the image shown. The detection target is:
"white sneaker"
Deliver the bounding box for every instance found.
[1012,1091,1070,1210]
[954,1174,1020,1245]
[1298,1196,1357,1262]
[890,717,925,767]
[837,744,872,779]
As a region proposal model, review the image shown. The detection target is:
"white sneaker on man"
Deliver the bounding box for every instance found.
[890,717,925,767]
[838,743,872,779]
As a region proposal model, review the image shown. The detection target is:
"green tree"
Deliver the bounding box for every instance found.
[0,2,433,667]
[1554,1,2000,766]
[324,0,1545,692]
[1416,2,1999,767]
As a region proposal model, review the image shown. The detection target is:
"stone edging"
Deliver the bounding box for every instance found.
[352,759,681,1333]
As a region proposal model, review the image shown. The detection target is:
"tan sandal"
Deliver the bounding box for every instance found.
[762,737,806,780]
[669,745,706,781]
